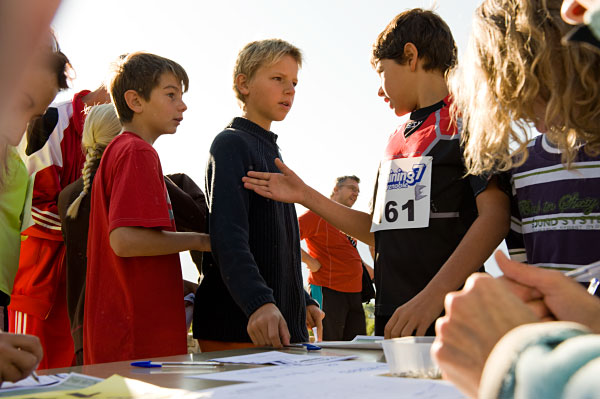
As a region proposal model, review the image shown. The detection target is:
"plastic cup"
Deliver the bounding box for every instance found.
[380,336,440,378]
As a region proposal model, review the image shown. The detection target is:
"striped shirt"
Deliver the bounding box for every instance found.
[505,135,600,281]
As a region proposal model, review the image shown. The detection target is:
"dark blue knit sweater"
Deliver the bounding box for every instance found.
[193,117,313,343]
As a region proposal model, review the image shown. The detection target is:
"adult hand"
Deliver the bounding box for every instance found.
[247,303,290,348]
[431,273,539,398]
[0,333,43,386]
[304,257,322,273]
[384,288,445,338]
[496,251,600,333]
[242,158,308,205]
[305,304,325,342]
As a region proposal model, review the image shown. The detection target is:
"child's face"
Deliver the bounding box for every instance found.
[243,55,298,129]
[139,72,187,137]
[375,59,415,117]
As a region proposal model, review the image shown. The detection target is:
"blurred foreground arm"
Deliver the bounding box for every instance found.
[431,273,539,398]
[496,251,600,333]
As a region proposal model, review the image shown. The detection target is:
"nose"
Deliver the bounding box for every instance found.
[179,98,188,112]
[285,81,296,95]
[378,86,385,97]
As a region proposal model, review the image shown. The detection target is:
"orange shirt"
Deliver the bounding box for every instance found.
[299,210,362,293]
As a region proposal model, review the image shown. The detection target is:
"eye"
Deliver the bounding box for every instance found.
[167,92,175,99]
[272,76,282,81]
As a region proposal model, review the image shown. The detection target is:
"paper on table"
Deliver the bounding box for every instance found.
[194,373,463,399]
[6,374,205,399]
[189,360,388,382]
[316,335,385,350]
[0,373,102,397]
[210,351,357,366]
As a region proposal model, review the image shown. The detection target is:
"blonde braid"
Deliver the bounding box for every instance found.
[65,104,121,219]
[66,145,99,218]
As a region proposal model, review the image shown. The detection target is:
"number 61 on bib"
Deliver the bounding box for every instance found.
[371,156,432,232]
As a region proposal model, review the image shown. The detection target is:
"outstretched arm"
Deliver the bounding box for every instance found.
[243,158,374,245]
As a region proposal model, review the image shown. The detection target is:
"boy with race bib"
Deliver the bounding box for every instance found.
[243,9,510,338]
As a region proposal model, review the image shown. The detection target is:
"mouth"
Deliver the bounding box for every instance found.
[173,118,183,124]
[279,101,291,109]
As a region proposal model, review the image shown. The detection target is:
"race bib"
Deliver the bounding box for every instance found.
[371,156,432,232]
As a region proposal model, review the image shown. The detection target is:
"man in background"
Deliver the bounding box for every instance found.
[300,176,374,341]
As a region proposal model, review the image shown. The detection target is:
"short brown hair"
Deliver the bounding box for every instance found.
[109,52,189,123]
[331,175,360,197]
[233,39,302,104]
[372,9,457,74]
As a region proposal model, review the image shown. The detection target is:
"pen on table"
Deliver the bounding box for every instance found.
[587,278,600,295]
[283,343,321,351]
[31,371,40,382]
[564,261,600,295]
[131,361,225,368]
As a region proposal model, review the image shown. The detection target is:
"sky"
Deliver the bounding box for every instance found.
[51,0,504,281]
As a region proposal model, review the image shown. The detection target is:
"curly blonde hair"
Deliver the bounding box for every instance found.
[66,104,121,218]
[450,0,600,175]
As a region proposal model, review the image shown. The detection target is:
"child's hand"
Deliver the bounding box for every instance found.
[496,251,600,333]
[0,333,43,385]
[242,158,308,205]
[305,304,324,342]
[383,287,445,338]
[247,303,290,348]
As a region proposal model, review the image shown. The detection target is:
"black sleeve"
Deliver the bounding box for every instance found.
[165,173,207,233]
[207,133,275,317]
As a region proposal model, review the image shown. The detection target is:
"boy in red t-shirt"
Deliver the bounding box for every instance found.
[84,52,211,365]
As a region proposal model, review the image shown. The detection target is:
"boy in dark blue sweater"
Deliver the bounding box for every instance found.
[193,39,323,351]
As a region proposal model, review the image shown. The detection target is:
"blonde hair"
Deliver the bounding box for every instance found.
[450,0,600,175]
[233,39,303,105]
[66,104,121,218]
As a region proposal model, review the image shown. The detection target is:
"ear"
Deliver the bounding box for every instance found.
[403,43,419,72]
[124,89,143,114]
[235,74,250,96]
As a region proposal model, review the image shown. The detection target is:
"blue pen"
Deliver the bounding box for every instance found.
[284,343,321,351]
[131,360,224,368]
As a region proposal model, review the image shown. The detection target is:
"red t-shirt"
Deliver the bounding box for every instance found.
[299,210,363,293]
[84,132,186,365]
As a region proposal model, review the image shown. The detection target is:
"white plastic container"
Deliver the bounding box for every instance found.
[380,336,440,378]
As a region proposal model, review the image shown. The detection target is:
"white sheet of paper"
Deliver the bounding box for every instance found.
[189,361,388,382]
[209,351,357,366]
[193,374,463,399]
[0,373,103,397]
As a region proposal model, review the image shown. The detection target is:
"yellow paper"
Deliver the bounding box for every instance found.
[6,374,210,399]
